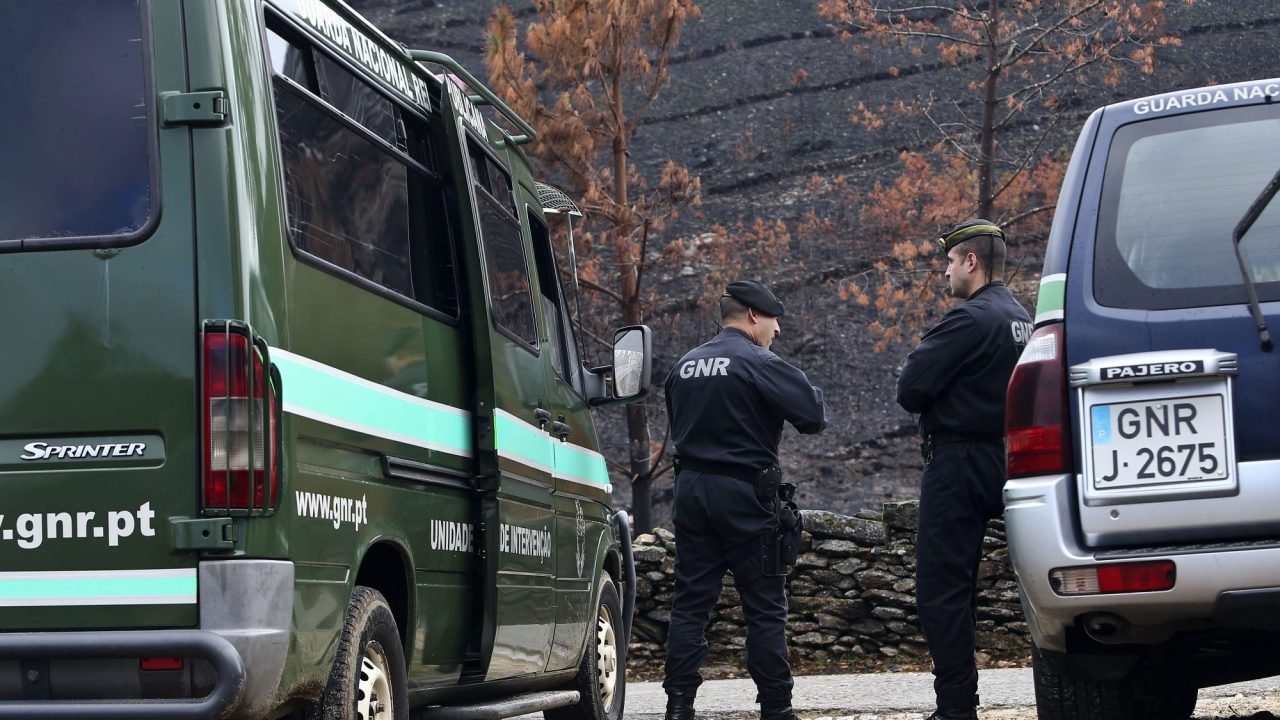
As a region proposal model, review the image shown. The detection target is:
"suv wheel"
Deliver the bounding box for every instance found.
[546,574,626,720]
[1032,643,1130,720]
[1032,643,1197,720]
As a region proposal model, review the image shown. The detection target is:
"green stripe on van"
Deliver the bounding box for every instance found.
[0,569,196,607]
[272,350,609,487]
[1035,273,1066,323]
[554,441,609,487]
[272,349,472,457]
[495,409,554,473]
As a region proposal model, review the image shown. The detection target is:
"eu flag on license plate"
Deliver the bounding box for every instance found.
[1092,406,1112,444]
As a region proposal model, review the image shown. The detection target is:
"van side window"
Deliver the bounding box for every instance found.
[529,210,583,392]
[471,141,537,346]
[314,53,399,149]
[266,22,459,318]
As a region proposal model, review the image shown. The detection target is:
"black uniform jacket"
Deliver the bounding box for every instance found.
[666,328,829,471]
[896,282,1032,438]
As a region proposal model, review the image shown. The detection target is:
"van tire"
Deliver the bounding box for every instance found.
[546,574,625,720]
[315,586,408,720]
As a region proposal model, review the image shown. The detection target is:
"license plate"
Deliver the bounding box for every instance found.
[1088,394,1230,490]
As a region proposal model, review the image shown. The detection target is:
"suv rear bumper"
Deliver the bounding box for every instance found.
[0,560,292,719]
[1005,473,1280,653]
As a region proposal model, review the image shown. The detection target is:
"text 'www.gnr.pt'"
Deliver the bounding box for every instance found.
[295,491,369,530]
[0,503,157,549]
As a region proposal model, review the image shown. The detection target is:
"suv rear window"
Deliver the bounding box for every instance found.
[1094,104,1280,310]
[0,2,156,248]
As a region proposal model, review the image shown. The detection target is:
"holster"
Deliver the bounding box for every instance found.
[760,475,803,577]
[754,465,782,501]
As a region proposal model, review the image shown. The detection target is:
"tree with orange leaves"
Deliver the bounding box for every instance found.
[820,0,1186,218]
[820,0,1188,350]
[484,0,705,533]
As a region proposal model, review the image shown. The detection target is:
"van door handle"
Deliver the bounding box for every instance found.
[534,408,552,427]
[550,420,571,441]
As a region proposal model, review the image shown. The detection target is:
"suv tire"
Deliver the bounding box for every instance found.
[547,574,625,720]
[1032,644,1196,720]
[314,586,408,720]
[1031,642,1134,720]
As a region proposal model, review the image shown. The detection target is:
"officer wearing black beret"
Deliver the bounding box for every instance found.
[896,220,1033,720]
[662,280,829,720]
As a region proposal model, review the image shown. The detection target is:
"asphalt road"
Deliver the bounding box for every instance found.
[623,669,1280,719]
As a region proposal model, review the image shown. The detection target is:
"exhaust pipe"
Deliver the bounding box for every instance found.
[1082,612,1129,642]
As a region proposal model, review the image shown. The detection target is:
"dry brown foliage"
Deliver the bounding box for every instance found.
[818,0,1188,350]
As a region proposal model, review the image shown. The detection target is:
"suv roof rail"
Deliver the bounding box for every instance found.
[407,49,536,146]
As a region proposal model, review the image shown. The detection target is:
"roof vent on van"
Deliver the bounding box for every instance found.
[201,324,279,514]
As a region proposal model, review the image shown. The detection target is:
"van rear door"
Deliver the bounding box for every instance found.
[0,2,201,628]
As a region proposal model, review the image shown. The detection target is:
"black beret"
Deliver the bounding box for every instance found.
[723,280,785,317]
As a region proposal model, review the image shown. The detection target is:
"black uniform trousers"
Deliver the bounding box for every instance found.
[663,470,793,702]
[915,440,1006,710]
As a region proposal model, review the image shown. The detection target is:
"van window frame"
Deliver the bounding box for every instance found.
[526,204,585,397]
[466,134,540,354]
[1,1,161,252]
[265,13,461,325]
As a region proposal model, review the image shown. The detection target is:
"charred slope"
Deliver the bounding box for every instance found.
[349,0,1280,524]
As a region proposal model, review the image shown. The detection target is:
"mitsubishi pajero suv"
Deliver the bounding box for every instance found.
[1004,77,1280,719]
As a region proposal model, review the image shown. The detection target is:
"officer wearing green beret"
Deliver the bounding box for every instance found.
[662,280,828,720]
[897,220,1033,720]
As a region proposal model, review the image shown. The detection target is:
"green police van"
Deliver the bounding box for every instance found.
[0,2,650,719]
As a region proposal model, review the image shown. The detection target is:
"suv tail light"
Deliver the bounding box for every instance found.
[202,325,279,512]
[1050,560,1176,595]
[1006,323,1072,478]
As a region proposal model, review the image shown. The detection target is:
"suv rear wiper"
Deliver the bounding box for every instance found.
[1232,166,1280,352]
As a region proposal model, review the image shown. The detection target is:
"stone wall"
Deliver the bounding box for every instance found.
[627,501,1028,673]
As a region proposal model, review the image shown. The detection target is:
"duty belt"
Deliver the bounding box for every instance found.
[925,431,1004,447]
[920,431,1003,463]
[676,459,760,485]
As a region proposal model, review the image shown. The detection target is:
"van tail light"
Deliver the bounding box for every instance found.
[202,325,279,512]
[139,657,184,671]
[1006,323,1072,478]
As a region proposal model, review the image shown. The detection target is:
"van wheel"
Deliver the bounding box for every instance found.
[546,574,625,720]
[316,586,408,720]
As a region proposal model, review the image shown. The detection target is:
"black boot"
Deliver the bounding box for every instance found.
[760,699,798,720]
[926,707,977,720]
[664,691,696,720]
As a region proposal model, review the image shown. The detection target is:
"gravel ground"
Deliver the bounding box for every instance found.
[622,669,1280,720]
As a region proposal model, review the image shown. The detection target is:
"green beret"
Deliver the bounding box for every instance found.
[938,219,1004,252]
[723,280,785,318]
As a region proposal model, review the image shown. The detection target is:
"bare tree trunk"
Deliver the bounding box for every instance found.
[627,404,653,533]
[979,0,999,219]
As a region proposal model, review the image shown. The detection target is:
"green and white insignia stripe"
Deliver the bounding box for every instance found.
[494,409,611,490]
[272,350,611,490]
[271,348,472,457]
[1035,273,1066,324]
[495,408,554,475]
[0,568,196,607]
[553,441,610,489]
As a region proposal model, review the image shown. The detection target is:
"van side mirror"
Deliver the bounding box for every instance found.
[585,325,652,406]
